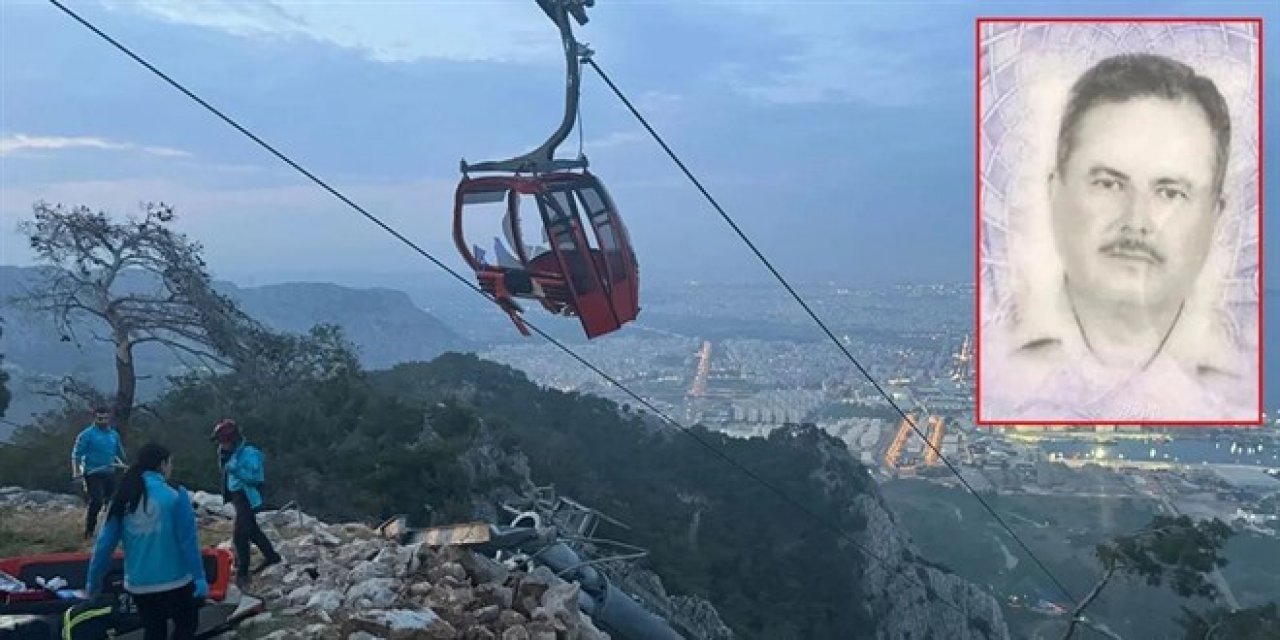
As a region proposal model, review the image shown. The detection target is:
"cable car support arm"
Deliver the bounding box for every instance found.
[460,0,595,176]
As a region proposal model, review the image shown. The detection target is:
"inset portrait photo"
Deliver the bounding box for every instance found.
[975,19,1262,425]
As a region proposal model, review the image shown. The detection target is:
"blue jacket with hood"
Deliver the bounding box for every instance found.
[220,440,266,510]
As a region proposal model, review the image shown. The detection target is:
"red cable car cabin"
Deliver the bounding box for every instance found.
[453,171,639,339]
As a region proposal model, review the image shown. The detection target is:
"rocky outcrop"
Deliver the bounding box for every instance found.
[373,360,1013,639]
[191,492,615,639]
[595,562,735,640]
[0,486,82,509]
[449,417,537,526]
[772,424,1011,640]
[855,492,1009,640]
[1,486,617,639]
[446,420,733,640]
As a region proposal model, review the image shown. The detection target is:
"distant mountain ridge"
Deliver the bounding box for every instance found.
[0,265,469,432]
[220,280,466,369]
[3,263,1276,429]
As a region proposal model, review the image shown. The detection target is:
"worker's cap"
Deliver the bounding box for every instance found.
[210,418,239,442]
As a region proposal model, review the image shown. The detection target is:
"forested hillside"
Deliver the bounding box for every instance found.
[0,342,1008,639]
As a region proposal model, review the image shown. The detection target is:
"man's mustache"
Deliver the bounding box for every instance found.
[1099,237,1164,264]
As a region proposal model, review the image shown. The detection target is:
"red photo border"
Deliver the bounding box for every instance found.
[973,17,1265,429]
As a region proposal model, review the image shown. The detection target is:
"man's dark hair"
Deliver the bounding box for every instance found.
[1056,53,1232,194]
[94,406,111,416]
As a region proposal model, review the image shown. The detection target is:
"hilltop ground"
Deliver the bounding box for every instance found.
[2,488,618,639]
[0,504,238,558]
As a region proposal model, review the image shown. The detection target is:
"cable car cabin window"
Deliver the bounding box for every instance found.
[459,187,521,268]
[573,187,629,285]
[537,192,599,296]
[512,192,551,263]
[545,190,591,246]
[544,182,620,287]
[593,224,628,284]
[457,184,555,270]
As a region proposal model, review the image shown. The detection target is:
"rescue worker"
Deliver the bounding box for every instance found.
[211,419,282,589]
[71,406,127,538]
[84,442,207,640]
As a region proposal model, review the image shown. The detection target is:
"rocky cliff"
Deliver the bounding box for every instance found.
[770,424,1010,640]
[369,357,1012,639]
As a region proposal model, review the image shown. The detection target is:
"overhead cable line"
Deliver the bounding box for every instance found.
[45,0,990,623]
[585,57,1079,607]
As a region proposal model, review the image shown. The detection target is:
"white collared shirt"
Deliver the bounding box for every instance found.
[980,275,1257,422]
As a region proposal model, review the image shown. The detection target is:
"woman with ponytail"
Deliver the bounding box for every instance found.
[85,442,207,640]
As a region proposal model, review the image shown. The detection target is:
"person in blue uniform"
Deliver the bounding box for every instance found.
[212,419,282,589]
[85,442,207,640]
[71,406,127,538]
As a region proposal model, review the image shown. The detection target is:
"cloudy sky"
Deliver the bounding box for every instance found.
[2,0,1276,291]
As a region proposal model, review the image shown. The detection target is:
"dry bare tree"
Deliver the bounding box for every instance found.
[11,201,261,426]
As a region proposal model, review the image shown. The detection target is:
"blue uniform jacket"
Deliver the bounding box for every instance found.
[221,442,266,510]
[86,472,207,597]
[72,425,125,476]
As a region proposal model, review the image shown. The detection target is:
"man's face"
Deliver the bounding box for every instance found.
[1049,96,1223,310]
[94,413,111,428]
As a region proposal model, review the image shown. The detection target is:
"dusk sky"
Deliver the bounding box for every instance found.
[2,0,1276,291]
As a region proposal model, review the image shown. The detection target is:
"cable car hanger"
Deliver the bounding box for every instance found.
[460,0,595,177]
